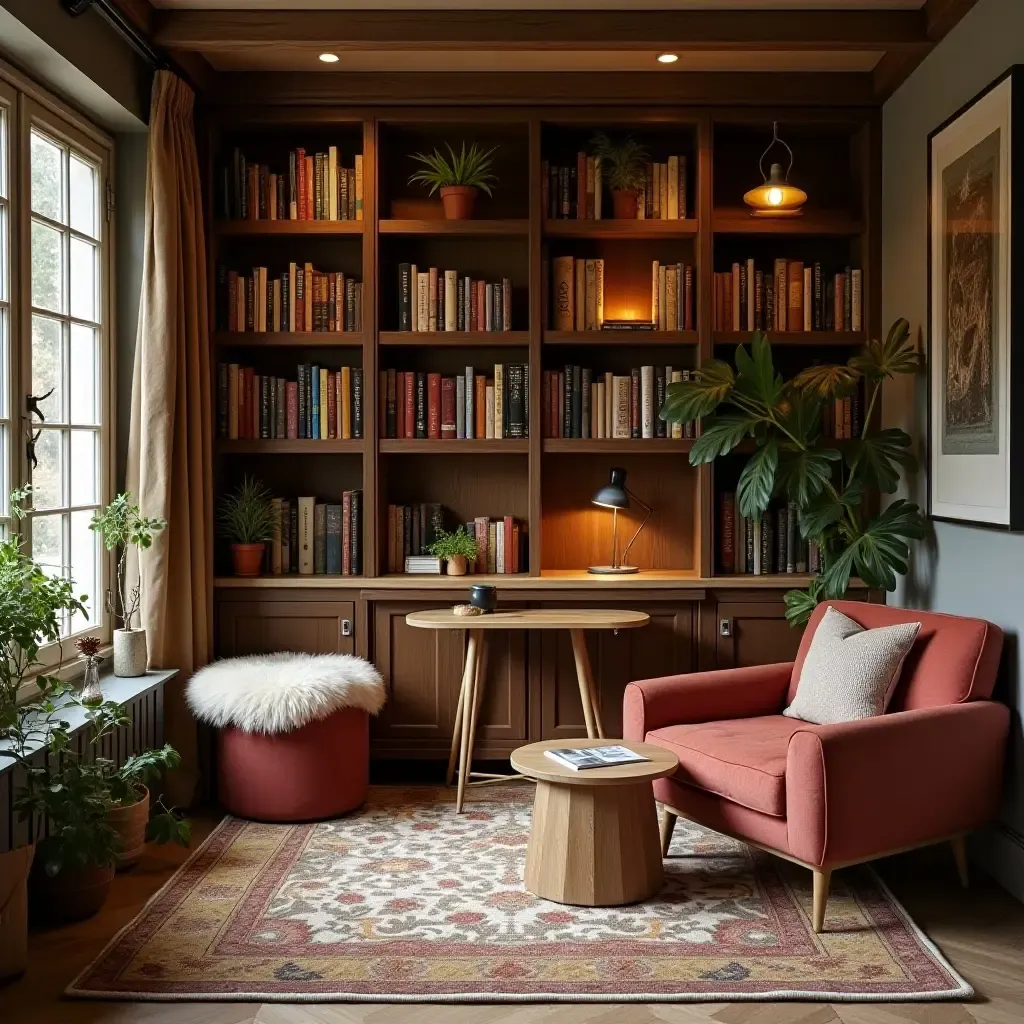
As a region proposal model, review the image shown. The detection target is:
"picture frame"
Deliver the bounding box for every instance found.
[927,65,1024,529]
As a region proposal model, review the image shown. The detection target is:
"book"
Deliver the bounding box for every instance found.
[543,745,650,771]
[297,496,315,574]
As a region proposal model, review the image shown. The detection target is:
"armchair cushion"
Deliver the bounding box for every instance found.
[648,715,806,817]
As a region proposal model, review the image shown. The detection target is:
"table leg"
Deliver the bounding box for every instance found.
[455,630,481,813]
[570,628,604,740]
[465,632,488,772]
[446,631,477,787]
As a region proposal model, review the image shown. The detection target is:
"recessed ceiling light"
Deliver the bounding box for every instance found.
[657,54,678,64]
[319,53,340,63]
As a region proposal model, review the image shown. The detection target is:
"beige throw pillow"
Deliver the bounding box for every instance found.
[783,606,921,725]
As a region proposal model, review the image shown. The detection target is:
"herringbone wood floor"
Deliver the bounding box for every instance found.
[2,818,1023,1024]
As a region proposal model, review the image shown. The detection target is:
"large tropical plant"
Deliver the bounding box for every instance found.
[660,319,925,625]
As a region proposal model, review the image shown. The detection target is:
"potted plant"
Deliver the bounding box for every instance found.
[408,142,498,220]
[90,492,166,678]
[590,133,649,219]
[428,526,479,577]
[218,476,276,577]
[659,320,925,625]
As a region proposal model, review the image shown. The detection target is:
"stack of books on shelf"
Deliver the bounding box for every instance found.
[543,365,694,440]
[550,258,695,331]
[380,364,528,440]
[718,493,821,576]
[397,265,512,332]
[217,363,364,440]
[219,264,363,333]
[713,260,862,333]
[263,492,362,576]
[221,146,363,221]
[542,154,688,219]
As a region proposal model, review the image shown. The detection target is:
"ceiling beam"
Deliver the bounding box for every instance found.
[154,9,926,53]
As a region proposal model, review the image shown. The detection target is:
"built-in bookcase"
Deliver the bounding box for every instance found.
[205,109,879,582]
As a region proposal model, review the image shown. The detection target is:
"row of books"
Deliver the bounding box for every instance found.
[397,265,513,333]
[712,261,862,334]
[386,504,527,575]
[823,395,861,440]
[543,366,695,440]
[222,147,363,222]
[220,265,363,333]
[380,365,528,440]
[542,155,689,220]
[718,494,821,576]
[217,364,364,441]
[262,493,363,576]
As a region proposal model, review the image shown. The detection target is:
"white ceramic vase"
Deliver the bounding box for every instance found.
[113,628,148,677]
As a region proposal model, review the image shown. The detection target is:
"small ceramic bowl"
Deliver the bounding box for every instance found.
[469,584,497,613]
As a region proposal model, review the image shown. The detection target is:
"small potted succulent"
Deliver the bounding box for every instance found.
[428,526,479,577]
[218,475,276,577]
[90,492,166,677]
[590,133,649,219]
[408,141,498,220]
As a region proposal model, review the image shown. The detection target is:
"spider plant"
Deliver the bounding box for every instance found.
[217,476,276,545]
[589,133,649,193]
[408,142,499,195]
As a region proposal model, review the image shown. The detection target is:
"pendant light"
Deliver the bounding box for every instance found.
[743,122,807,218]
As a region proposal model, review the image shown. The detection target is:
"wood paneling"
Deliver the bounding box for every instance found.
[474,628,529,744]
[217,600,356,656]
[714,598,804,670]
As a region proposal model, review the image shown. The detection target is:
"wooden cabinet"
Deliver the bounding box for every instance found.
[714,598,803,669]
[217,597,355,657]
[473,626,529,748]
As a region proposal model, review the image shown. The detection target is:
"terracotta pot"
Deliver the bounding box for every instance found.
[113,628,147,677]
[440,185,478,220]
[0,846,33,980]
[446,554,468,576]
[232,542,265,577]
[30,857,114,923]
[108,786,149,870]
[612,188,639,219]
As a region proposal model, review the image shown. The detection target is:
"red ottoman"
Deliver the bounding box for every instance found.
[187,652,385,823]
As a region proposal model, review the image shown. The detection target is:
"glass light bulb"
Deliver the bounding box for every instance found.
[767,187,784,206]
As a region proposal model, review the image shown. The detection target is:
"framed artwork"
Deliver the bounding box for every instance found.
[928,65,1024,529]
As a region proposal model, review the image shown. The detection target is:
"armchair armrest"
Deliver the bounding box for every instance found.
[623,662,794,742]
[786,700,1010,868]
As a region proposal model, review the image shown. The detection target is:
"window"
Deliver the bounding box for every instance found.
[0,65,114,651]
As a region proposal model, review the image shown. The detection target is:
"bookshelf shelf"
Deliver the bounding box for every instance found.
[213,331,366,348]
[378,331,530,347]
[544,219,698,239]
[379,219,529,236]
[543,330,699,347]
[713,331,865,347]
[214,220,364,237]
[712,209,863,236]
[216,439,364,454]
[543,439,694,454]
[380,439,529,454]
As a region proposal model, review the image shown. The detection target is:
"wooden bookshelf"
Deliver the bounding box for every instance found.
[544,330,699,347]
[379,219,529,236]
[712,208,863,236]
[216,439,364,454]
[378,330,530,347]
[213,331,366,348]
[544,219,699,239]
[379,439,528,454]
[214,220,364,237]
[543,439,694,454]
[713,331,865,347]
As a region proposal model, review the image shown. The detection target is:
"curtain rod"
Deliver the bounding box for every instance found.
[61,0,165,71]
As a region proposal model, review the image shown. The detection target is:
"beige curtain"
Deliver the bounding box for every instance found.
[126,71,213,806]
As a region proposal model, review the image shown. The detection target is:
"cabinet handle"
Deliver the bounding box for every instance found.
[341,619,352,637]
[719,618,733,638]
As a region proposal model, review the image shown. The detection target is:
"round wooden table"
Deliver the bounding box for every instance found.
[406,607,650,812]
[510,739,679,907]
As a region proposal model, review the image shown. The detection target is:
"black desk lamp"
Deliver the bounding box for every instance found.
[587,468,651,575]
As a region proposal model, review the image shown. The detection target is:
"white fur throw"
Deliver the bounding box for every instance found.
[187,653,386,735]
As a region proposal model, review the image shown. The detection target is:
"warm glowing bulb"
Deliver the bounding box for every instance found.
[767,187,784,206]
[657,54,678,64]
[319,53,339,63]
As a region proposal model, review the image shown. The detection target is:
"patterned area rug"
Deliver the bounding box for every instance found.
[68,786,970,1003]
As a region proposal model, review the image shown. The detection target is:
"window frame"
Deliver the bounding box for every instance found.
[0,59,116,667]
[0,77,17,539]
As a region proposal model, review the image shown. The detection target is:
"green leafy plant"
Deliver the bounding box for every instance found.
[428,526,479,562]
[408,142,498,195]
[589,133,649,192]
[660,319,926,626]
[217,476,277,544]
[90,492,166,631]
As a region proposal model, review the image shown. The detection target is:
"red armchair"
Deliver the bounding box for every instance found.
[623,600,1008,933]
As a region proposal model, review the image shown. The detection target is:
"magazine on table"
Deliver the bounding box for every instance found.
[543,745,649,771]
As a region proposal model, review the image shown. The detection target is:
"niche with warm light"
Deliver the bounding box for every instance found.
[742,122,807,218]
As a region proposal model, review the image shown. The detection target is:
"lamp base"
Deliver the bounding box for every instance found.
[587,565,640,575]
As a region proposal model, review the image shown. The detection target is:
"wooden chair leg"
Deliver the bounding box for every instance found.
[951,835,970,888]
[812,868,831,934]
[660,808,677,857]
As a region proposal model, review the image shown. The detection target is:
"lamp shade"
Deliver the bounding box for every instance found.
[743,162,807,217]
[592,468,630,510]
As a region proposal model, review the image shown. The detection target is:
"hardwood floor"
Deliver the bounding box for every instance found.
[2,821,1023,1024]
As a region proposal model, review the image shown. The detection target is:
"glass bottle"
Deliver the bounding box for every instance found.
[79,655,103,702]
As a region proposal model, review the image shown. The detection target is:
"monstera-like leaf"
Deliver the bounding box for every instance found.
[784,576,826,627]
[660,359,734,425]
[843,428,917,494]
[849,317,920,380]
[689,414,755,465]
[791,362,861,400]
[737,439,779,520]
[798,480,865,541]
[733,332,784,411]
[776,387,824,447]
[776,446,841,508]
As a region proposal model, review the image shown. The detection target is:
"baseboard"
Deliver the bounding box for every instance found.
[970,823,1024,904]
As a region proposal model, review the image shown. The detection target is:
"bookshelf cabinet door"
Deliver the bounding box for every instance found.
[474,626,529,746]
[216,599,356,657]
[714,599,802,670]
[534,603,696,741]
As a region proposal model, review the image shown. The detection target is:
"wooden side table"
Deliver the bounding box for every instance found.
[510,739,679,906]
[405,607,650,811]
